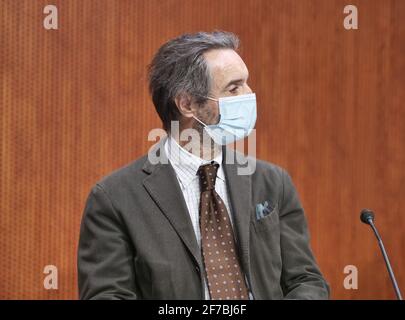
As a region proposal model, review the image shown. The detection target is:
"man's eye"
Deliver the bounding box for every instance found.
[229,86,239,94]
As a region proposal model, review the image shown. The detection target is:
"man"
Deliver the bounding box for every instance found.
[78,31,330,300]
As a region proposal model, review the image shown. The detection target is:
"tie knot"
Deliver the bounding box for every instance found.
[197,162,219,192]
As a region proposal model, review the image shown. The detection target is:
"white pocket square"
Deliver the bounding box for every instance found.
[255,201,276,220]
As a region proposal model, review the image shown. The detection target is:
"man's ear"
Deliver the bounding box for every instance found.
[174,93,196,118]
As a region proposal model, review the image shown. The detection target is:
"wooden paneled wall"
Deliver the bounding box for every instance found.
[1,0,404,299]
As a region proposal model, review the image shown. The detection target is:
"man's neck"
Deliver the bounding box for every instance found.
[170,133,221,161]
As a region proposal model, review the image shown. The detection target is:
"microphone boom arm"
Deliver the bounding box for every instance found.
[366,216,403,300]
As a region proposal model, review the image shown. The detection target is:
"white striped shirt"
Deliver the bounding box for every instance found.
[164,137,253,300]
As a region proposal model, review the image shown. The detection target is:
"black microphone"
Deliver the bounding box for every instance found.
[360,209,403,300]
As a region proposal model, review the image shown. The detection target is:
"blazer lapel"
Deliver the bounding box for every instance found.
[222,147,253,290]
[142,140,203,268]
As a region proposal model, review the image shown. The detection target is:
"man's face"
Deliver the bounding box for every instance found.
[195,49,252,126]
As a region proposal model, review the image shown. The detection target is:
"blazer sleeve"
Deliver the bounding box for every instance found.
[77,184,137,299]
[279,169,330,299]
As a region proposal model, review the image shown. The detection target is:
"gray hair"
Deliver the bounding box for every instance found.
[148,31,240,131]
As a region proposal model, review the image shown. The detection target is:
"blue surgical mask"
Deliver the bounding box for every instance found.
[193,93,257,145]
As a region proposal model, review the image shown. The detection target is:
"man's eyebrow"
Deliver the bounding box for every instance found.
[223,75,249,89]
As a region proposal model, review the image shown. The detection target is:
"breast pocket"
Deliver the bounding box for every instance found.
[252,205,280,234]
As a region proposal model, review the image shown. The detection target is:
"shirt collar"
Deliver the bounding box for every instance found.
[164,136,224,188]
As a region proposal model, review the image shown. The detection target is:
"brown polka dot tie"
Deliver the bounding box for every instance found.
[197,162,249,300]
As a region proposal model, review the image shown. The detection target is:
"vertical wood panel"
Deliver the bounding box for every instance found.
[1,0,404,299]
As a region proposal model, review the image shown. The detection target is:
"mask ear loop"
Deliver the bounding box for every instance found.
[193,93,219,103]
[191,94,220,126]
[206,96,219,102]
[192,115,208,127]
